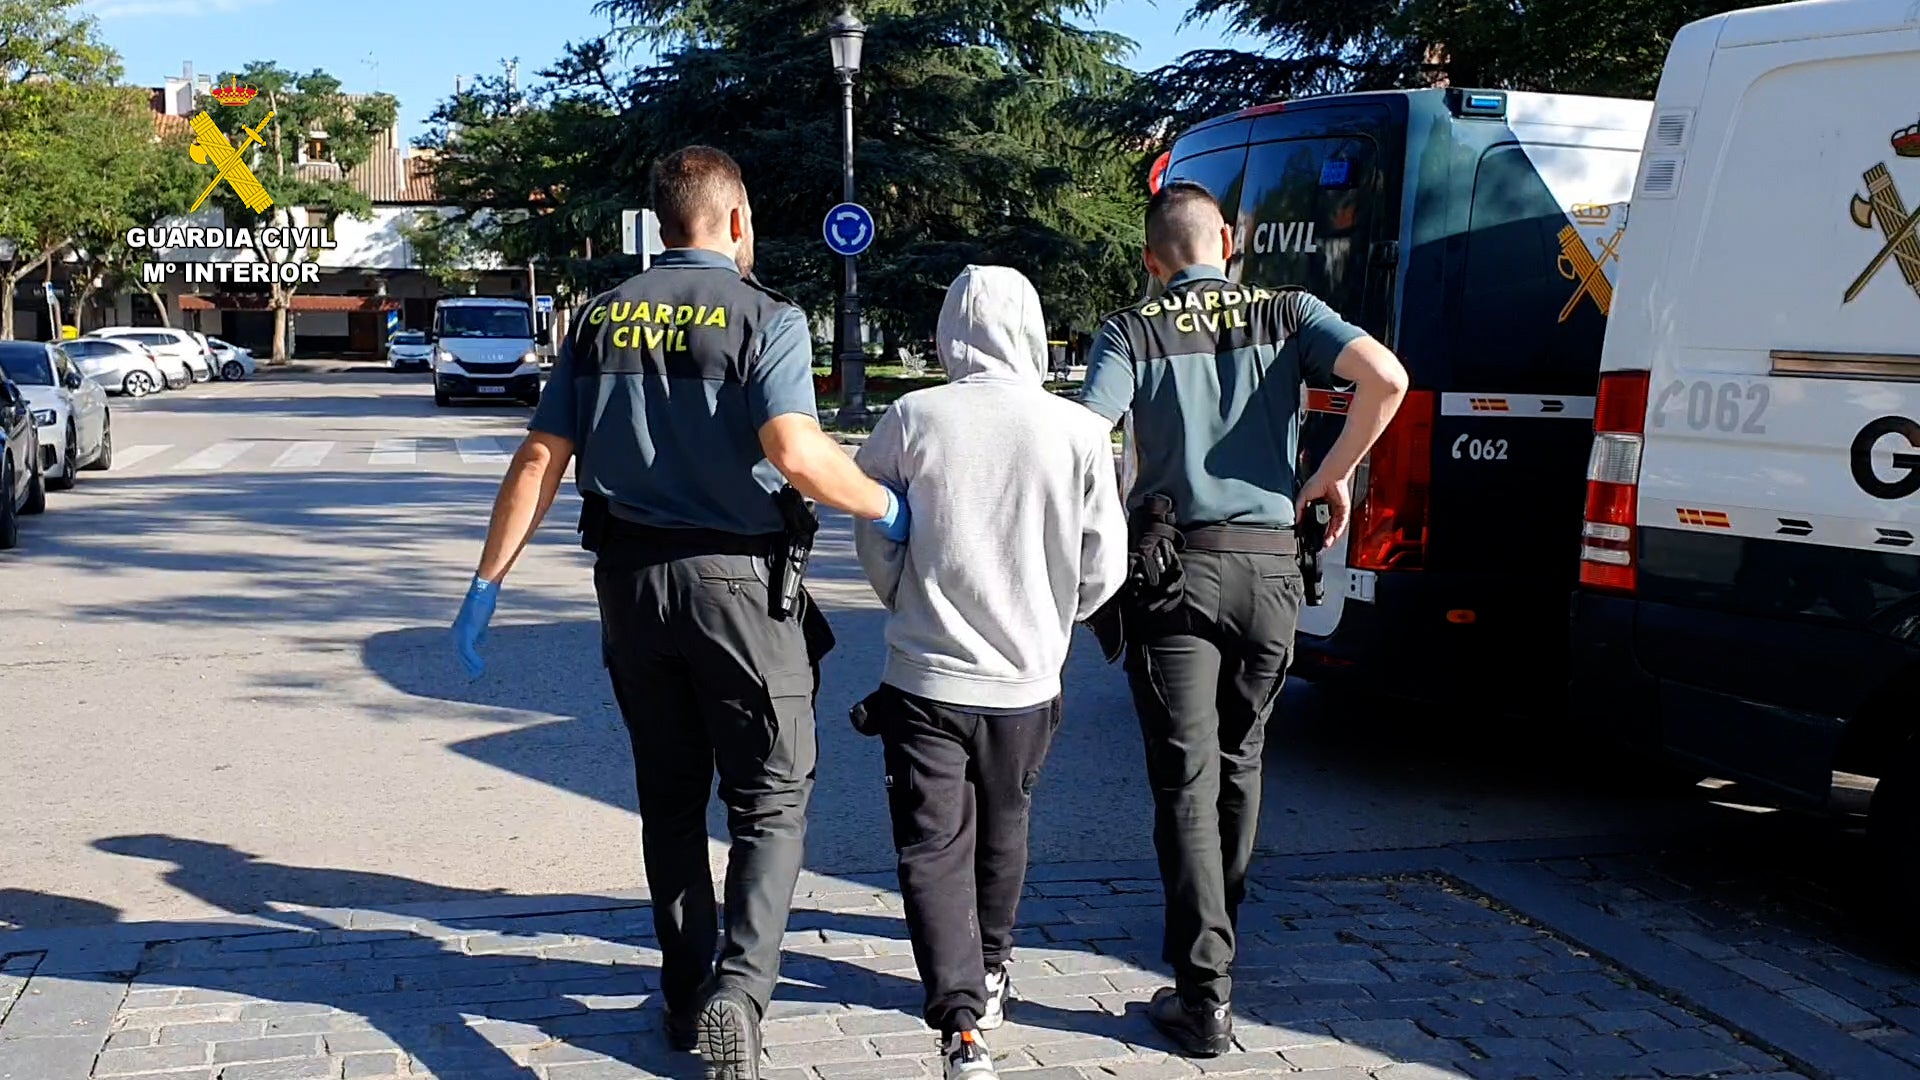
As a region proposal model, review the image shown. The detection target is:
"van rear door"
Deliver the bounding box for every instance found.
[1626,23,1920,784]
[1234,100,1402,639]
[1427,103,1645,586]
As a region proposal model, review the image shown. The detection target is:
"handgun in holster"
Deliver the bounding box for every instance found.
[770,484,817,621]
[578,491,610,553]
[1298,499,1331,606]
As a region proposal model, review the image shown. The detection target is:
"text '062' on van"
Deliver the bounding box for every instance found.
[1147,85,1650,709]
[1570,0,1920,903]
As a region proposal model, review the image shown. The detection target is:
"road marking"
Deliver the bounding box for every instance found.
[174,441,255,471]
[113,444,171,470]
[272,441,333,469]
[456,436,510,464]
[369,438,416,465]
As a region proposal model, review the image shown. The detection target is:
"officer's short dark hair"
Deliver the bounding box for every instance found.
[651,146,747,243]
[1145,180,1226,260]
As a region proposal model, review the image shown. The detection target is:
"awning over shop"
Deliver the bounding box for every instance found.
[178,294,403,313]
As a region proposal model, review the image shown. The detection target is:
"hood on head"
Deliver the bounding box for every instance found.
[936,265,1048,385]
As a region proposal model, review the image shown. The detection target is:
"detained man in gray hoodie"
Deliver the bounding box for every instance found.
[854,265,1128,1080]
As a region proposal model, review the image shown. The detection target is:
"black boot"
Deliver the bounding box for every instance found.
[696,986,762,1080]
[1148,987,1233,1057]
[666,1006,698,1052]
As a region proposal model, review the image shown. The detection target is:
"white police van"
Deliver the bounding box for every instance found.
[430,297,542,407]
[1570,0,1920,896]
[1142,88,1649,706]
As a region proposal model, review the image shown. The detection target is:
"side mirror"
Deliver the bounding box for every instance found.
[0,381,18,408]
[64,370,83,391]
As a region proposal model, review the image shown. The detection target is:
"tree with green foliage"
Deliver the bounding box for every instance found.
[196,63,396,362]
[0,0,140,339]
[400,210,487,294]
[69,120,201,331]
[422,0,1146,378]
[1101,0,1782,140]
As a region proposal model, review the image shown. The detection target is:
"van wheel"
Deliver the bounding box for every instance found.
[0,459,17,549]
[1871,737,1920,914]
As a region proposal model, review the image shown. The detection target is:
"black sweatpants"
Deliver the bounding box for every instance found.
[595,541,822,1019]
[1124,548,1302,1009]
[873,686,1060,1033]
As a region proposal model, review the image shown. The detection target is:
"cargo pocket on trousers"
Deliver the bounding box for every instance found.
[762,668,819,783]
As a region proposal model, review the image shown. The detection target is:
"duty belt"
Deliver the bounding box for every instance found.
[1182,524,1298,557]
[601,517,783,558]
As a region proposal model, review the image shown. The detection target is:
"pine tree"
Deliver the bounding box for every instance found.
[424,0,1146,365]
[1101,0,1786,140]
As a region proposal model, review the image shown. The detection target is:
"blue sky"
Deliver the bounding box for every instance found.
[87,0,1252,145]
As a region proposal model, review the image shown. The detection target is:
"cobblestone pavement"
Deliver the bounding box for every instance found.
[14,842,1912,1080]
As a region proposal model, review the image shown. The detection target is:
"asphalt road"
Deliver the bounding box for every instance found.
[0,369,1736,933]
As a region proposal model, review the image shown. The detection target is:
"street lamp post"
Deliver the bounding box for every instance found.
[828,9,868,426]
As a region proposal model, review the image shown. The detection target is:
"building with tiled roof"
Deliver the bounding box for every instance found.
[87,64,530,359]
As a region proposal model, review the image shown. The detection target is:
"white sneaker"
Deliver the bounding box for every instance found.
[944,1030,997,1080]
[979,967,1010,1031]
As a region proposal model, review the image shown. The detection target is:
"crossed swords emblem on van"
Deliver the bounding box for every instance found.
[1848,164,1920,304]
[1555,222,1624,323]
[1845,119,1920,304]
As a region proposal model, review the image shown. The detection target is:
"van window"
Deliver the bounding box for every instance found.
[1164,147,1249,222]
[1456,143,1637,393]
[437,305,532,340]
[1238,136,1378,321]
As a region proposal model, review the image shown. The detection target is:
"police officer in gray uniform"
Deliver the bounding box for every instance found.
[453,146,910,1080]
[1080,182,1407,1056]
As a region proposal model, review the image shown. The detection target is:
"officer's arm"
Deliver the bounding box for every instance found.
[475,431,575,582]
[1298,315,1409,542]
[1077,318,1136,426]
[474,339,581,582]
[760,416,892,520]
[749,308,892,520]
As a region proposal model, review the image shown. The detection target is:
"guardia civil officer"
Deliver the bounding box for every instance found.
[1079,182,1408,1056]
[451,146,911,1080]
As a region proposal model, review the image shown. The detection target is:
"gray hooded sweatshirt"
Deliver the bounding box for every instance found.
[854,266,1128,710]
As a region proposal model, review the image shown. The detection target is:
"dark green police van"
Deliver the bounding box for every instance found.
[1138,88,1650,708]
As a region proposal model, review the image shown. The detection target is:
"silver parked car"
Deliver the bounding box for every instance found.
[206,337,255,381]
[59,337,169,397]
[87,327,210,384]
[386,330,432,371]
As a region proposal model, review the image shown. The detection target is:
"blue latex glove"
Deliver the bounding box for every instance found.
[451,575,498,679]
[874,486,911,544]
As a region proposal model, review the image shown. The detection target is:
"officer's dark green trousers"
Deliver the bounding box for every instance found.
[594,539,817,1019]
[1124,548,1302,1009]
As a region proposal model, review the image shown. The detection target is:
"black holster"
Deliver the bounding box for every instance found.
[1127,493,1185,615]
[769,485,818,621]
[1298,500,1331,606]
[578,491,610,553]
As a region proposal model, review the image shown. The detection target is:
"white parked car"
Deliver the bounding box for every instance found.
[87,327,211,385]
[206,337,255,381]
[0,341,110,489]
[58,337,168,398]
[386,330,432,371]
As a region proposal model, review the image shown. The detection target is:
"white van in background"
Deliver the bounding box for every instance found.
[1570,0,1920,898]
[430,297,542,407]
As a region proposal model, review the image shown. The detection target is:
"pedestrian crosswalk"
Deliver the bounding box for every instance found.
[108,436,530,475]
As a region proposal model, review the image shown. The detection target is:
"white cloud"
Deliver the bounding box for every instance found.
[86,0,276,20]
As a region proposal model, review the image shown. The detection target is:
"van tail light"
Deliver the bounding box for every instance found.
[1349,389,1434,572]
[1580,371,1651,593]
